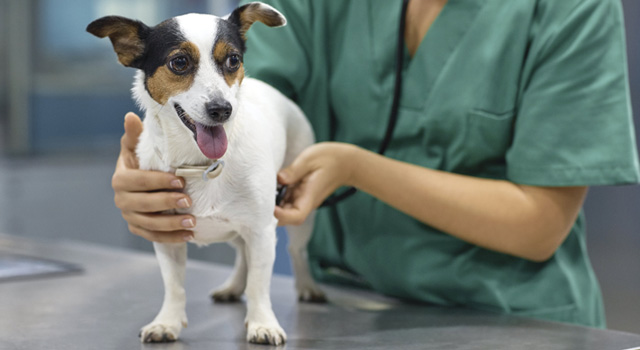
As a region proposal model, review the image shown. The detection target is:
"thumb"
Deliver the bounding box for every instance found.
[278,156,311,185]
[121,112,143,152]
[277,167,297,185]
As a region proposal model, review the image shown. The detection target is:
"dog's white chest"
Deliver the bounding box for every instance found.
[180,179,248,245]
[190,214,239,245]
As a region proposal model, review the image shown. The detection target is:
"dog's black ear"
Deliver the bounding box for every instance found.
[87,16,149,68]
[228,2,287,40]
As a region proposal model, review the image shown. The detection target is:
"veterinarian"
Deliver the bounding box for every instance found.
[111,0,639,328]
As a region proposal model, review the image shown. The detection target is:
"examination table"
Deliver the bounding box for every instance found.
[1,234,639,350]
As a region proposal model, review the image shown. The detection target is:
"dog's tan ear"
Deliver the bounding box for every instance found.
[87,16,149,68]
[228,2,287,40]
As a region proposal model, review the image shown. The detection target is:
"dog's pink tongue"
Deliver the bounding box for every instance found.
[196,123,227,159]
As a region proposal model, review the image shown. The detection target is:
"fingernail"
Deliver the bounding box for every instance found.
[278,171,289,182]
[181,218,195,228]
[177,198,190,208]
[182,234,193,242]
[171,179,184,188]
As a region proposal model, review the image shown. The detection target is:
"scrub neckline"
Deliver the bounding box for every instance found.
[371,0,485,110]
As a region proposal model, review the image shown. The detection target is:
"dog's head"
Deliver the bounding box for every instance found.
[87,3,286,159]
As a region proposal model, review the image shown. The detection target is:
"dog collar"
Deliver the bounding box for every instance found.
[175,160,224,181]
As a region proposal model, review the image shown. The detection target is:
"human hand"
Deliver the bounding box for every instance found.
[112,112,196,243]
[275,142,358,226]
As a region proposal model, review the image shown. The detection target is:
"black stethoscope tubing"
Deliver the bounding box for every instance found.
[319,0,409,207]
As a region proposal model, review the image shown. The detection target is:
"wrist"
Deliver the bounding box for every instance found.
[337,143,364,188]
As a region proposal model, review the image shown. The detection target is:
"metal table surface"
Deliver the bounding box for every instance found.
[1,234,639,350]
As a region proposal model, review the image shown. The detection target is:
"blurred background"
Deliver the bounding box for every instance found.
[0,0,638,334]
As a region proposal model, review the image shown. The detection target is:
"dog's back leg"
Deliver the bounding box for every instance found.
[280,106,325,302]
[287,212,327,302]
[140,242,188,343]
[211,236,247,302]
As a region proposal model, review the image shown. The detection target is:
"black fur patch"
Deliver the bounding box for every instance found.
[226,4,247,35]
[140,18,186,78]
[217,18,246,54]
[134,18,188,94]
[213,18,246,74]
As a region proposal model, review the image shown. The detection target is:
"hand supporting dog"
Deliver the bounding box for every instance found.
[112,112,196,243]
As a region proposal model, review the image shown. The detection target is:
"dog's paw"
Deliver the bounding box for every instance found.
[298,286,327,303]
[139,321,183,343]
[210,286,244,303]
[246,322,286,346]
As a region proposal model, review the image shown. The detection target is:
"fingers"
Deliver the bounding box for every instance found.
[123,210,196,244]
[275,206,310,226]
[118,112,144,169]
[112,168,184,192]
[122,211,196,232]
[115,174,195,243]
[278,151,313,186]
[278,167,307,186]
[274,183,316,226]
[127,224,194,244]
[275,147,332,226]
[122,112,143,152]
[114,190,191,213]
[115,112,195,243]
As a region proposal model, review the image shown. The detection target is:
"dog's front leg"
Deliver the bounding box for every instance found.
[140,242,188,343]
[243,221,286,345]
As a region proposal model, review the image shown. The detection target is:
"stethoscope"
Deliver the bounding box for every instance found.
[277,0,409,208]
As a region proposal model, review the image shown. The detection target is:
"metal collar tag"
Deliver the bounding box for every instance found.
[175,160,224,181]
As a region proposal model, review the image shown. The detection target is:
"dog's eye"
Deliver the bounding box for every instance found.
[168,56,190,74]
[225,54,241,71]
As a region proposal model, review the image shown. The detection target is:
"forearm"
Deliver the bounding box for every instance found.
[345,145,586,262]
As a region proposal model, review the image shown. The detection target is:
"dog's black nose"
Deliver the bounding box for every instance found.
[205,100,232,122]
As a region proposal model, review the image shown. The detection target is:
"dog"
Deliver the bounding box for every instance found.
[87,2,324,345]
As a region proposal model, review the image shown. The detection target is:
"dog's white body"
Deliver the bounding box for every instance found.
[136,76,318,344]
[88,4,323,345]
[136,77,309,246]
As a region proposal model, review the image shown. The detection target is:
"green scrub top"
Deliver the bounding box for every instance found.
[241,0,639,327]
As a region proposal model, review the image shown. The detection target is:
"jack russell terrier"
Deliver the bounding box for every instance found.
[87,2,324,345]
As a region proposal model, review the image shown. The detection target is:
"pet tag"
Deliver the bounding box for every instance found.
[175,160,224,181]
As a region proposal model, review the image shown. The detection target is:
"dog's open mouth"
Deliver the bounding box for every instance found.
[174,103,228,159]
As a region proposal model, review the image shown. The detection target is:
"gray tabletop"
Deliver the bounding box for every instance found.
[1,234,639,350]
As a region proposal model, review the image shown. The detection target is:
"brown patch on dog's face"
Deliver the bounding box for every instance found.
[213,40,233,63]
[146,42,201,105]
[220,63,244,87]
[231,65,245,87]
[213,40,244,87]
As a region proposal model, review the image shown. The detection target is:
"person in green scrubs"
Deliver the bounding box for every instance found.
[111,0,639,328]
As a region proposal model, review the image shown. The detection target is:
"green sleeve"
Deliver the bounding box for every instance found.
[240,0,312,101]
[506,0,640,186]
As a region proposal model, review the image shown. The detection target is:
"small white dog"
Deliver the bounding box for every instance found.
[88,2,324,345]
